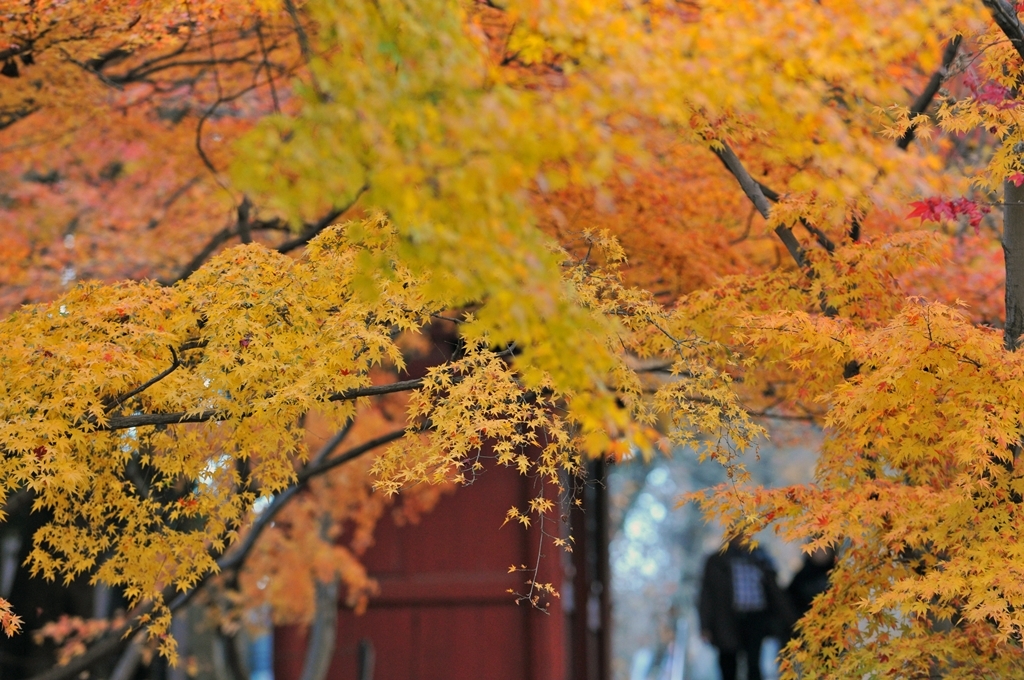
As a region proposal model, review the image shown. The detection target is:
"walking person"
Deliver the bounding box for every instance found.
[698,537,793,680]
[786,547,835,627]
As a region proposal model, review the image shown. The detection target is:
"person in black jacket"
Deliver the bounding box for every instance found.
[785,546,835,632]
[698,538,793,680]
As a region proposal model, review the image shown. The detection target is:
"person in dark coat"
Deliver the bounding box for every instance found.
[785,546,835,633]
[698,538,793,680]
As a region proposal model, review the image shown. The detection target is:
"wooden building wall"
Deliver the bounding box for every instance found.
[274,461,609,680]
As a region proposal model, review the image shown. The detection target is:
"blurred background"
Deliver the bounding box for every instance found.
[608,425,821,680]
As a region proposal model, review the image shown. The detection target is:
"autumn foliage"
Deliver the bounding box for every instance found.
[8,0,1024,677]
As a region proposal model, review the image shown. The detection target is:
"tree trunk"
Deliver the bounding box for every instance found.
[298,577,340,680]
[1004,180,1024,351]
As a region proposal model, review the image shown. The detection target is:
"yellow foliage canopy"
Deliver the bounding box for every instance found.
[8,0,1024,677]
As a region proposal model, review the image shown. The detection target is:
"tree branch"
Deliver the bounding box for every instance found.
[298,516,339,680]
[716,35,963,251]
[163,191,363,286]
[99,378,424,431]
[283,0,327,100]
[1,488,33,519]
[799,221,836,254]
[108,631,146,680]
[296,427,410,485]
[164,225,236,284]
[712,141,843,318]
[713,142,773,219]
[1003,179,1024,350]
[325,377,424,403]
[898,35,962,150]
[711,142,809,269]
[32,423,408,680]
[106,346,180,409]
[170,426,408,612]
[755,179,836,253]
[275,184,369,255]
[982,0,1024,65]
[121,52,263,82]
[237,197,253,244]
[0,104,41,132]
[28,604,154,680]
[256,22,282,114]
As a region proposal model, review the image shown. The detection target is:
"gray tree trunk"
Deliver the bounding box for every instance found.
[1004,180,1024,351]
[298,577,340,680]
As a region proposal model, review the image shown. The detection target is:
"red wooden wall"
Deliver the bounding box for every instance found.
[274,464,570,680]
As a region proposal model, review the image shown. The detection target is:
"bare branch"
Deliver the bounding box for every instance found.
[58,47,125,90]
[255,22,282,113]
[164,190,362,286]
[282,0,329,101]
[195,97,224,179]
[120,52,262,82]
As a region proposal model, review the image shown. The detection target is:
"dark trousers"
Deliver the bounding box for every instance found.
[717,611,770,680]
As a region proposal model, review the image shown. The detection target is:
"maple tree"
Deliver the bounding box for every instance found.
[10,0,1024,678]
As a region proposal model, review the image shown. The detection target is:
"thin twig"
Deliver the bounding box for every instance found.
[255,22,281,114]
[283,0,327,100]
